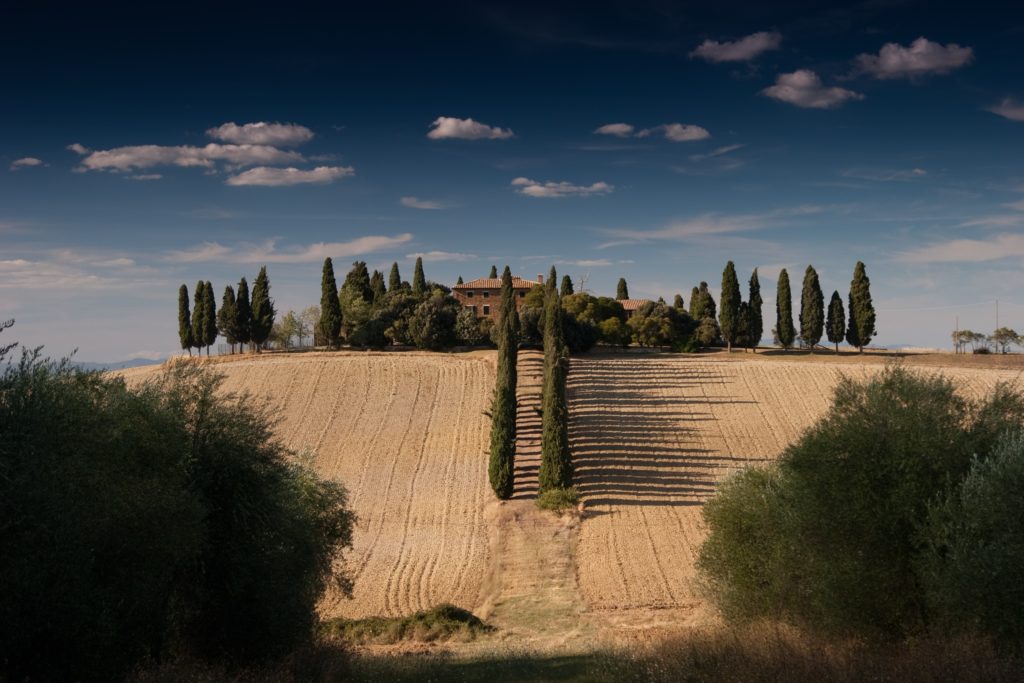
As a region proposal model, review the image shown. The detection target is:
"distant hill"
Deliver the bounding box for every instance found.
[73,358,164,372]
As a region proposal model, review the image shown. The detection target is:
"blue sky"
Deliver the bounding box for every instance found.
[3,1,1024,360]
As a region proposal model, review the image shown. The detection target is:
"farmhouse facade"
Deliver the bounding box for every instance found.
[452,275,542,322]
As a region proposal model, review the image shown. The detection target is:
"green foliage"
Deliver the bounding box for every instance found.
[539,274,572,492]
[673,293,685,310]
[388,262,402,292]
[250,266,276,351]
[191,280,207,354]
[616,277,629,300]
[827,290,845,352]
[321,604,491,645]
[988,327,1019,354]
[719,261,742,351]
[319,258,342,349]
[846,261,876,351]
[203,280,217,351]
[408,292,459,350]
[517,285,547,344]
[369,269,386,302]
[412,257,427,296]
[699,365,1024,639]
[341,261,373,303]
[456,306,487,346]
[535,486,580,512]
[775,269,795,349]
[799,265,824,350]
[179,284,194,354]
[217,285,240,351]
[235,277,253,349]
[689,281,717,322]
[629,300,692,348]
[489,265,498,279]
[598,317,631,347]
[694,316,721,347]
[746,269,763,350]
[489,267,518,499]
[0,358,355,680]
[560,274,574,297]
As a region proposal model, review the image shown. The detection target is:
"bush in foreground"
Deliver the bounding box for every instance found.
[321,604,492,645]
[535,486,580,513]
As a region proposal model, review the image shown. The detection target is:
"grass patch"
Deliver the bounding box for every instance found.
[320,604,493,645]
[535,486,580,513]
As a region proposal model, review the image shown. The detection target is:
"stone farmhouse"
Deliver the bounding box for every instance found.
[453,274,652,321]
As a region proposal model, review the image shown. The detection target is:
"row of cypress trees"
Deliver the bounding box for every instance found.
[177,266,275,356]
[489,267,519,499]
[539,266,573,492]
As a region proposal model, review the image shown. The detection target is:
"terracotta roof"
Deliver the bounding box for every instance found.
[454,276,539,290]
[618,298,652,311]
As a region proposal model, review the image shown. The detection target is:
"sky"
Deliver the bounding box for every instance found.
[3,1,1024,360]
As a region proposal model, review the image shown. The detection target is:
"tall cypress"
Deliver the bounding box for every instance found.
[827,290,845,353]
[191,280,206,355]
[412,257,427,296]
[319,258,342,349]
[846,261,876,353]
[203,280,217,356]
[616,278,629,300]
[776,269,795,350]
[389,262,402,292]
[343,261,373,302]
[370,270,386,302]
[560,275,574,297]
[688,286,700,318]
[250,266,275,351]
[673,294,685,310]
[489,265,498,279]
[489,266,518,499]
[799,265,824,352]
[178,284,193,356]
[456,275,464,285]
[235,277,252,352]
[217,285,238,353]
[748,268,763,352]
[719,261,741,352]
[539,266,572,492]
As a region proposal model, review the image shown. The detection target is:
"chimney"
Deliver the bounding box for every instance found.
[537,274,544,284]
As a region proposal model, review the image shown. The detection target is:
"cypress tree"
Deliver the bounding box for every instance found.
[389,262,402,292]
[250,266,275,352]
[539,267,572,492]
[489,265,498,279]
[235,277,252,353]
[203,280,217,356]
[191,280,206,355]
[827,290,845,353]
[846,261,876,353]
[799,265,824,352]
[616,278,629,300]
[412,257,427,296]
[370,269,386,302]
[456,275,464,285]
[776,269,795,350]
[560,275,574,297]
[319,258,342,349]
[748,268,763,352]
[178,284,193,356]
[343,261,373,302]
[689,286,700,318]
[217,285,238,353]
[719,261,741,352]
[673,294,685,310]
[489,266,518,499]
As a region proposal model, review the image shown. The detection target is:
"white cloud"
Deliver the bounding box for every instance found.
[400,196,445,210]
[960,214,1024,228]
[67,143,90,155]
[690,31,782,63]
[225,165,354,186]
[511,177,614,198]
[427,116,514,140]
[689,144,744,161]
[77,143,304,172]
[405,250,476,262]
[1005,200,1024,212]
[130,173,162,181]
[554,258,614,267]
[601,206,821,244]
[637,123,711,142]
[206,121,314,146]
[10,157,43,170]
[987,98,1024,122]
[855,37,973,80]
[166,233,413,264]
[899,233,1024,263]
[762,70,864,109]
[594,123,635,137]
[841,167,927,182]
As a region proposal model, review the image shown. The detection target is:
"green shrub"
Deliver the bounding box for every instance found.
[535,486,580,512]
[320,604,491,645]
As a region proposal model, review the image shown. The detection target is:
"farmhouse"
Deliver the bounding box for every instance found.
[619,299,651,318]
[453,274,542,322]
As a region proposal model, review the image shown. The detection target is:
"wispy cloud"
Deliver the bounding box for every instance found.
[899,233,1024,263]
[841,167,927,182]
[762,70,864,109]
[400,196,446,210]
[427,116,514,140]
[225,165,354,186]
[405,250,476,262]
[76,143,305,172]
[689,144,744,161]
[599,206,821,245]
[553,258,635,267]
[511,177,613,198]
[130,173,162,181]
[206,121,314,146]
[166,233,413,264]
[987,98,1024,122]
[690,31,782,63]
[594,122,710,142]
[9,157,44,171]
[855,37,973,80]
[593,123,635,137]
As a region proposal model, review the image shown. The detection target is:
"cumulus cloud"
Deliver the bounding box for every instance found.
[9,157,43,170]
[511,177,614,198]
[637,123,711,142]
[66,143,90,155]
[400,196,445,210]
[167,233,413,264]
[76,143,305,172]
[899,233,1024,263]
[594,123,635,137]
[987,98,1024,122]
[206,121,314,146]
[689,144,744,161]
[690,31,782,62]
[225,165,354,186]
[405,250,476,262]
[427,116,514,140]
[762,70,864,109]
[855,37,973,79]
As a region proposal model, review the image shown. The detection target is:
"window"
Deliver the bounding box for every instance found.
[483,305,490,315]
[466,291,474,298]
[482,291,489,298]
[468,305,477,315]
[518,291,525,298]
